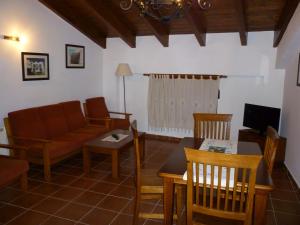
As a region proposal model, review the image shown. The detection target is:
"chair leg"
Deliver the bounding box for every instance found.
[20,173,28,191]
[176,185,183,225]
[133,192,141,225]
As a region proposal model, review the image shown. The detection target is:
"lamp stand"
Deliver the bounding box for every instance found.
[122,76,127,113]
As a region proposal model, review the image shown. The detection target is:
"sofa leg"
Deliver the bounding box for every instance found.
[44,163,51,182]
[20,173,28,191]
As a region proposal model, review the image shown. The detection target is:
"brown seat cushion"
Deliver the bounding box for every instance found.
[85,97,110,118]
[37,104,69,138]
[112,118,130,130]
[73,125,108,138]
[0,157,29,187]
[53,132,96,146]
[60,101,87,131]
[8,108,48,139]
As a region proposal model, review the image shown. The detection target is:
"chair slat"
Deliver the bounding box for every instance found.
[210,165,215,208]
[232,167,238,212]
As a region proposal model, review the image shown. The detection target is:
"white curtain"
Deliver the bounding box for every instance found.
[148,74,220,132]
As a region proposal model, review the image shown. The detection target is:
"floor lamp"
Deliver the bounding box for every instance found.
[115,63,133,113]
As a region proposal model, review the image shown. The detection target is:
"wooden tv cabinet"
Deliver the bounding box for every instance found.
[238,129,286,165]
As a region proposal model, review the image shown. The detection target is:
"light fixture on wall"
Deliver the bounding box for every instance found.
[116,63,133,113]
[1,34,20,42]
[120,0,212,23]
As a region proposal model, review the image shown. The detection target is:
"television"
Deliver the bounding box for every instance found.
[243,103,281,134]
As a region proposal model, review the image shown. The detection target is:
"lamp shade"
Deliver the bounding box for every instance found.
[115,63,133,76]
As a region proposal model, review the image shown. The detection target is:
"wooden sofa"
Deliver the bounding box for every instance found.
[4,100,109,181]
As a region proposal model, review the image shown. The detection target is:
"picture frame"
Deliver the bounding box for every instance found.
[65,44,85,68]
[297,53,300,86]
[21,52,50,81]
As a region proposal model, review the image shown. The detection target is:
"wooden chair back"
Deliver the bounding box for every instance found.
[264,126,280,175]
[184,148,262,225]
[131,120,141,190]
[193,113,232,140]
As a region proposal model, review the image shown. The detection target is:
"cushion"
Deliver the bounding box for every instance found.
[112,118,130,130]
[60,101,87,131]
[8,108,48,139]
[37,104,69,139]
[85,97,110,118]
[53,132,96,146]
[73,125,108,138]
[0,157,29,187]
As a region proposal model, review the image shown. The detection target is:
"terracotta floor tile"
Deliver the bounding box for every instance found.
[12,192,46,208]
[89,181,117,194]
[271,190,299,202]
[80,208,117,225]
[32,197,68,214]
[98,196,130,212]
[51,174,78,186]
[0,204,25,224]
[55,203,92,221]
[83,170,108,180]
[265,211,276,225]
[273,178,296,191]
[7,210,49,225]
[69,177,96,189]
[62,167,84,177]
[0,188,23,202]
[275,212,300,225]
[121,176,135,187]
[110,185,135,199]
[52,187,83,201]
[33,183,62,195]
[74,191,106,206]
[42,216,76,225]
[272,199,300,215]
[122,200,155,215]
[101,174,128,184]
[111,214,133,225]
[93,162,111,171]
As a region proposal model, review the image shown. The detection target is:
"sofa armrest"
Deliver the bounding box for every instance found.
[86,117,112,129]
[0,143,28,159]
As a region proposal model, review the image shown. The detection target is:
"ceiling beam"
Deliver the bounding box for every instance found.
[184,5,207,46]
[85,0,136,48]
[141,16,169,47]
[273,0,300,47]
[234,0,248,46]
[39,0,106,48]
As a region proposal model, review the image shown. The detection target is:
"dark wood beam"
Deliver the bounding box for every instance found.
[85,0,136,48]
[234,0,248,46]
[184,4,207,46]
[273,0,300,47]
[39,0,107,48]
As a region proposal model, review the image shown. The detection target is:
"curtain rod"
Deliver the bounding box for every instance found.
[143,73,227,79]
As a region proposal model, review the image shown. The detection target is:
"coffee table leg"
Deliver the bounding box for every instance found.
[111,150,119,179]
[83,147,90,174]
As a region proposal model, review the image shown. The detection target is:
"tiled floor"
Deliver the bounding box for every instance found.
[0,139,299,225]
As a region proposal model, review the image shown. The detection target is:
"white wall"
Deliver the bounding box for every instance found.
[0,0,103,130]
[277,4,300,186]
[103,32,285,139]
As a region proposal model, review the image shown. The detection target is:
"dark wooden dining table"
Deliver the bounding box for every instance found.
[158,137,273,225]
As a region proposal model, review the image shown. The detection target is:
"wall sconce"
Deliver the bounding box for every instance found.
[1,34,20,42]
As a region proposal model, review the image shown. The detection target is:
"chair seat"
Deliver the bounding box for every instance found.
[0,157,29,187]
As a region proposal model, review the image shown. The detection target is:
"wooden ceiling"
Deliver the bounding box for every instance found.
[39,0,299,48]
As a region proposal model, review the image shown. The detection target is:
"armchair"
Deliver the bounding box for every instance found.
[84,97,132,130]
[0,143,29,191]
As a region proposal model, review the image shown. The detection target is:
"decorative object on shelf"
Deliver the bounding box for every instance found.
[65,44,85,68]
[1,34,20,42]
[115,63,133,113]
[297,53,300,86]
[21,52,49,81]
[120,0,212,23]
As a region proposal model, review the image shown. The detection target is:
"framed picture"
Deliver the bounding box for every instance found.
[65,44,85,68]
[21,52,49,81]
[297,53,300,86]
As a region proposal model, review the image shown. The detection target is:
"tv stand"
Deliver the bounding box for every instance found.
[238,129,286,165]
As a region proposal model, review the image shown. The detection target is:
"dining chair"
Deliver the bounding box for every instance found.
[193,113,232,140]
[184,148,262,225]
[264,126,280,175]
[131,121,182,225]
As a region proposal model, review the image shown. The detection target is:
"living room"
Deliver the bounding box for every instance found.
[0,0,300,225]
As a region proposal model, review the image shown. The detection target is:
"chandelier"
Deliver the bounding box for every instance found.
[120,0,212,23]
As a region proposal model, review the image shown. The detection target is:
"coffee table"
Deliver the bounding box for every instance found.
[83,129,145,179]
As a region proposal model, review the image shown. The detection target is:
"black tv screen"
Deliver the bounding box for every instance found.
[243,103,281,134]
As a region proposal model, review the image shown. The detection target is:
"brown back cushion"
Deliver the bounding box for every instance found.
[60,101,87,131]
[37,104,69,138]
[85,97,110,118]
[8,108,48,139]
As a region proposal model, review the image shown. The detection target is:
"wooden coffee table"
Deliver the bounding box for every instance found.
[83,129,145,179]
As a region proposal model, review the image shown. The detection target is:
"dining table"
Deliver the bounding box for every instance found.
[158,137,273,225]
